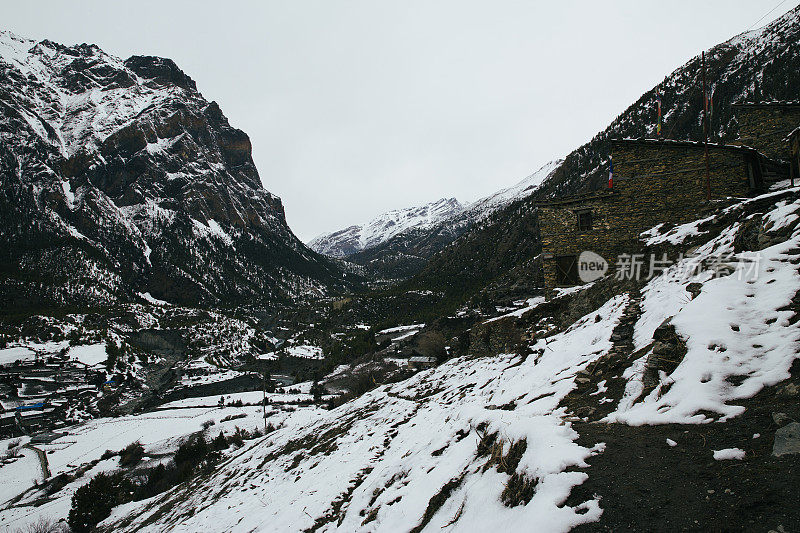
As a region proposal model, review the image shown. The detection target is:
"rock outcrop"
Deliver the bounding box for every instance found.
[0,31,350,308]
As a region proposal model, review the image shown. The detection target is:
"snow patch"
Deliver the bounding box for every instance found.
[0,346,37,365]
[68,343,107,367]
[713,448,745,461]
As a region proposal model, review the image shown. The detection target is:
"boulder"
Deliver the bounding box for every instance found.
[686,282,703,299]
[652,341,674,356]
[652,320,676,341]
[772,422,800,457]
[772,412,793,427]
[777,382,799,398]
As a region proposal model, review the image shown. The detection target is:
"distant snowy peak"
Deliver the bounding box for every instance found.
[466,159,562,217]
[308,160,561,259]
[309,197,463,257]
[361,197,463,248]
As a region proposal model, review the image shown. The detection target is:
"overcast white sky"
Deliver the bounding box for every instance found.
[3,1,795,240]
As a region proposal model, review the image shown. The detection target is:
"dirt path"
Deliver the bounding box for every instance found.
[22,443,50,480]
[566,361,800,532]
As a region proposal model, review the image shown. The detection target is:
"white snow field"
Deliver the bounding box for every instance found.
[0,445,42,506]
[67,343,108,367]
[0,404,325,531]
[0,346,37,365]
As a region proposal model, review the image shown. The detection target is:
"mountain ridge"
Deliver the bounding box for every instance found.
[0,30,350,309]
[308,196,464,258]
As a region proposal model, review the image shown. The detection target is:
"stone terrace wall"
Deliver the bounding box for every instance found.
[733,103,800,161]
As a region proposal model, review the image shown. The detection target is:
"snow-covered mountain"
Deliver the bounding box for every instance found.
[309,197,464,258]
[308,161,561,281]
[0,31,349,307]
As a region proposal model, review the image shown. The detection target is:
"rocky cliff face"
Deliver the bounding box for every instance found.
[0,31,349,308]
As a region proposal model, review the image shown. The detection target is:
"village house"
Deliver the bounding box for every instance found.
[537,103,795,291]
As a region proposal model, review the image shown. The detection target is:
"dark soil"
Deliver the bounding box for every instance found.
[567,362,800,532]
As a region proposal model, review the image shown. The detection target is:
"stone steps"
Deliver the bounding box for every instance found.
[562,291,645,421]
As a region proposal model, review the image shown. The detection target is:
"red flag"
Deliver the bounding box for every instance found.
[656,93,662,137]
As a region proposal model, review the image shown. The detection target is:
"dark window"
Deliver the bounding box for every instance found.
[555,255,578,286]
[577,211,593,231]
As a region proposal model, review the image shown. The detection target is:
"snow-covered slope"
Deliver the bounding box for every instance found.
[309,197,463,258]
[464,159,562,220]
[106,294,623,532]
[103,186,800,533]
[0,30,348,307]
[3,186,799,532]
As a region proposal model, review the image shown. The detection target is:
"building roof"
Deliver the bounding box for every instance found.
[409,356,437,363]
[731,101,800,109]
[536,137,778,208]
[611,137,763,155]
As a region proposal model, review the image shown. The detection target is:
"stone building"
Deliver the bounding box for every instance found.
[407,355,437,370]
[538,138,783,290]
[537,191,616,287]
[732,101,800,161]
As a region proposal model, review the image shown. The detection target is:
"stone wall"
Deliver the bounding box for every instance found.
[733,103,800,161]
[538,192,618,289]
[539,140,758,290]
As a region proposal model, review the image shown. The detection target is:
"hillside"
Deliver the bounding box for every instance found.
[74,186,800,532]
[0,31,349,309]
